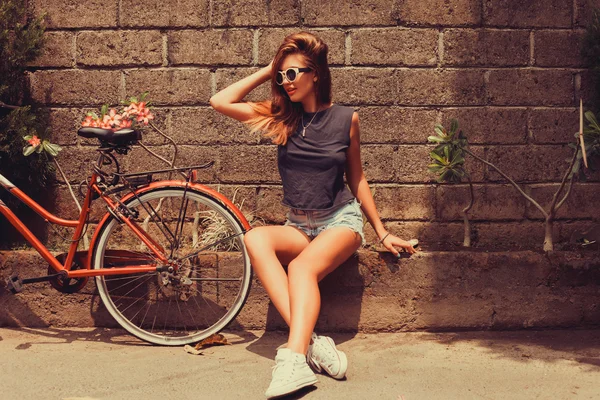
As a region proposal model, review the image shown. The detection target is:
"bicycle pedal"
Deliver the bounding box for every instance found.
[6,274,23,294]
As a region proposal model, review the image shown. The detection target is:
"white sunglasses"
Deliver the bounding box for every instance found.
[275,67,312,85]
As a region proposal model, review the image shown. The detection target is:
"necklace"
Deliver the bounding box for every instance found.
[301,107,321,138]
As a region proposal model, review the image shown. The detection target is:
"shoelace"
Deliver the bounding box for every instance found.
[312,340,336,369]
[272,359,296,380]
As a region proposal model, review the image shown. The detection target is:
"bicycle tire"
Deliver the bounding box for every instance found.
[92,186,252,346]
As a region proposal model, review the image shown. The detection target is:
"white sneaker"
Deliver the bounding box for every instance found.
[265,348,318,399]
[307,333,348,379]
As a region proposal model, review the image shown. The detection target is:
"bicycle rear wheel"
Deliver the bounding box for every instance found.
[92,186,252,346]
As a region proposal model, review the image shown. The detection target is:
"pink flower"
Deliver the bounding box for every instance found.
[28,136,41,147]
[119,119,132,129]
[124,102,140,117]
[136,107,154,125]
[82,116,97,127]
[100,108,122,129]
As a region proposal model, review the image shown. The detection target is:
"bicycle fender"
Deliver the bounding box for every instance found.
[87,181,252,270]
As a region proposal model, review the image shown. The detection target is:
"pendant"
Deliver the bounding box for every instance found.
[302,127,306,138]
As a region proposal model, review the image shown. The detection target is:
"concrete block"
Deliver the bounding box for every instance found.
[393,0,482,26]
[31,0,118,28]
[530,108,579,144]
[351,28,438,66]
[487,69,574,106]
[440,107,528,144]
[525,183,600,219]
[443,29,529,67]
[361,144,433,183]
[30,70,121,106]
[535,31,585,68]
[211,0,299,26]
[486,145,573,182]
[332,68,398,105]
[125,68,212,105]
[436,184,526,221]
[302,0,396,26]
[359,106,437,144]
[47,108,81,146]
[77,31,163,67]
[484,0,572,28]
[170,107,261,145]
[396,69,486,106]
[30,31,74,68]
[168,30,253,66]
[120,0,209,28]
[372,185,435,220]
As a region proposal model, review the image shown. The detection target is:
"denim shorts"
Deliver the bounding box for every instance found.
[284,199,365,246]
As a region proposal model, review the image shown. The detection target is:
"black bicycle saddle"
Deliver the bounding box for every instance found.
[77,127,141,144]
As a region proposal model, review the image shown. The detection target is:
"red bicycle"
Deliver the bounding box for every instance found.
[3,126,253,345]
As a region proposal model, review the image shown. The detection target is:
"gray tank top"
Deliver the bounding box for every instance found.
[277,104,356,210]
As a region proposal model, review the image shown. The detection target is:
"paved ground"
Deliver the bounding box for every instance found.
[0,327,599,400]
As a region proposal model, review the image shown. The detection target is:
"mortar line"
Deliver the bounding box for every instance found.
[529,30,535,66]
[72,31,78,69]
[117,0,122,28]
[345,31,352,65]
[438,29,444,68]
[526,108,534,143]
[574,72,581,103]
[120,70,126,100]
[253,29,260,66]
[162,33,168,67]
[211,71,217,96]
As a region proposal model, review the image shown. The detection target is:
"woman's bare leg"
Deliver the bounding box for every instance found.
[286,227,362,355]
[244,225,311,326]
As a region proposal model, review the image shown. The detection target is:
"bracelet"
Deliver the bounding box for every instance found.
[379,232,390,243]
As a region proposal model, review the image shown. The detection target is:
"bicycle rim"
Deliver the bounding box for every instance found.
[93,187,252,346]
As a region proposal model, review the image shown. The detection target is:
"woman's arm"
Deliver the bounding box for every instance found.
[209,62,272,122]
[345,112,417,256]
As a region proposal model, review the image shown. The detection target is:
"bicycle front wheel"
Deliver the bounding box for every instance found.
[92,186,252,346]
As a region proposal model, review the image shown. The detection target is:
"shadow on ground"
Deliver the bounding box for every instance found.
[424,329,600,371]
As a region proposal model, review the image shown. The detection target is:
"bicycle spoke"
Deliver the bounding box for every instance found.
[163,298,172,333]
[104,273,154,293]
[189,277,242,282]
[174,297,187,333]
[173,195,191,259]
[127,296,152,325]
[114,277,154,314]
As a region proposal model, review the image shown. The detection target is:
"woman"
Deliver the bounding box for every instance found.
[210,32,417,399]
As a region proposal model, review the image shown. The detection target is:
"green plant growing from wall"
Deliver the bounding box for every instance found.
[429,113,600,252]
[428,120,474,247]
[0,0,55,245]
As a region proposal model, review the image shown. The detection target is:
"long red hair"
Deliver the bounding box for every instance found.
[246,32,332,145]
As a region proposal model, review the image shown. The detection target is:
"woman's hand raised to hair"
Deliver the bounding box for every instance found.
[381,234,417,257]
[209,60,274,121]
[261,60,273,80]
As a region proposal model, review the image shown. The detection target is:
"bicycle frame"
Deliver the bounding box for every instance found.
[0,162,251,281]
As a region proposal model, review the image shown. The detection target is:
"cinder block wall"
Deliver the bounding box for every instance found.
[27,0,600,251]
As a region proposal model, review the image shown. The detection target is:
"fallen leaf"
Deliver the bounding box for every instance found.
[194,333,230,350]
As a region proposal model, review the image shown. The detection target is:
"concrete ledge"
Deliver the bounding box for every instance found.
[1,250,599,332]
